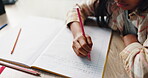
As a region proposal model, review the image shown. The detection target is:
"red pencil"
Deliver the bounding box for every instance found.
[76,8,91,61]
[0,61,40,76]
[0,66,5,74]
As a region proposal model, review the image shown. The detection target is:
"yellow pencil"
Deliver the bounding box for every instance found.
[11,28,22,54]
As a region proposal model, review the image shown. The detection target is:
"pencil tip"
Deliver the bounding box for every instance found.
[88,57,91,61]
[36,73,41,76]
[11,51,13,54]
[87,53,91,61]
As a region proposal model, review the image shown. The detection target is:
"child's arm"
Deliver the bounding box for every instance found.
[66,0,97,57]
[120,14,148,78]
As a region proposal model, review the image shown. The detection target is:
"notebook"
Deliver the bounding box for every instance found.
[0,16,112,78]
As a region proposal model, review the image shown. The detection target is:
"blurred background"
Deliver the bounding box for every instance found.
[0,0,82,27]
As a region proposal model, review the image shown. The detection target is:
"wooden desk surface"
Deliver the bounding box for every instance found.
[0,0,129,78]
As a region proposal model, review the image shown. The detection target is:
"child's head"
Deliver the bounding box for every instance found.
[94,0,148,27]
[114,0,148,13]
[114,0,142,11]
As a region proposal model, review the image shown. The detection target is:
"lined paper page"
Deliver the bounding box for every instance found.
[32,26,111,78]
[0,27,20,58]
[0,17,64,66]
[10,17,64,66]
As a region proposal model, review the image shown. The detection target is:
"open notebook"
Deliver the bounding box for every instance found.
[0,16,112,78]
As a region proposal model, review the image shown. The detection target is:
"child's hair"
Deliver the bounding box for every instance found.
[137,0,148,15]
[94,0,110,28]
[94,0,148,27]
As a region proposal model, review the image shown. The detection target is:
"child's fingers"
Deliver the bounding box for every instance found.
[73,40,88,56]
[78,36,91,52]
[86,35,93,48]
[72,45,86,57]
[73,46,84,57]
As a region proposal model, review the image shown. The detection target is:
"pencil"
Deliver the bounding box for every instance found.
[11,28,22,54]
[76,8,91,61]
[0,61,40,76]
[0,66,6,74]
[0,24,7,30]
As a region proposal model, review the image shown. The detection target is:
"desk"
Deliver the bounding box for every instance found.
[0,0,129,78]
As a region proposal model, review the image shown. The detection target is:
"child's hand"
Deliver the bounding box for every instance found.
[123,34,138,46]
[72,34,93,57]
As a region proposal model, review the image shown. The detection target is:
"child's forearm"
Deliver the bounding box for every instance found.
[122,34,138,46]
[69,22,83,38]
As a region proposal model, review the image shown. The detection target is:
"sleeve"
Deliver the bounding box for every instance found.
[65,0,98,27]
[120,13,148,78]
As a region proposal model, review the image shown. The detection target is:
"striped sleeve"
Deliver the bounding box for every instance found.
[137,13,148,44]
[65,0,98,27]
[120,12,148,78]
[120,42,148,78]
